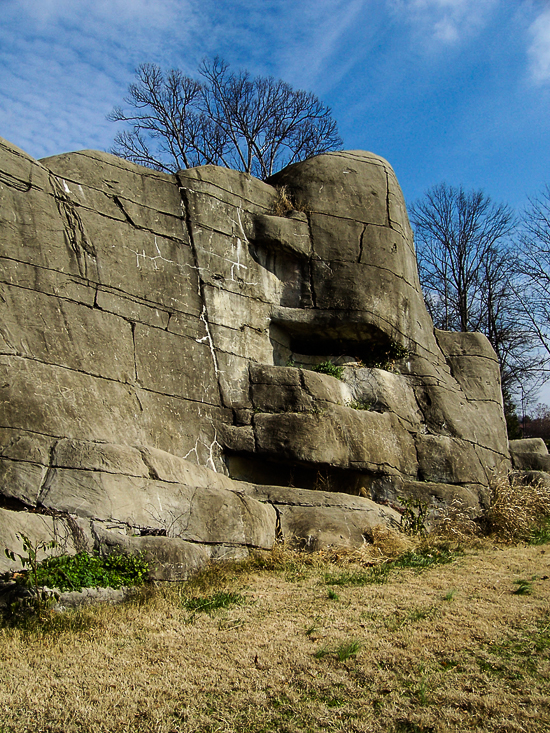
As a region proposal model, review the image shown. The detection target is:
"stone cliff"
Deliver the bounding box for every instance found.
[0,136,515,577]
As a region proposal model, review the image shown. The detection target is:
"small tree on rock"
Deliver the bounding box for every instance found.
[109,58,342,180]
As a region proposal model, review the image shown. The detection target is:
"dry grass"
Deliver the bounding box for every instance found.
[1,536,550,733]
[486,472,550,542]
[2,474,550,733]
[272,185,307,216]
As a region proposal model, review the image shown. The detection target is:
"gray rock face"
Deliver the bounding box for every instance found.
[0,137,512,577]
[509,439,550,472]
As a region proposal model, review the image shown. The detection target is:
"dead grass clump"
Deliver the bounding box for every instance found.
[486,472,550,541]
[432,499,483,541]
[272,185,307,216]
[370,523,415,559]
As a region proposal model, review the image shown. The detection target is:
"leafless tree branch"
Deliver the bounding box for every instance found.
[108,59,342,179]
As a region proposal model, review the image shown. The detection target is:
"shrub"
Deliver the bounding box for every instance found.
[7,546,149,593]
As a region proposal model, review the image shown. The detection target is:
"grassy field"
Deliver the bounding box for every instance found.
[1,530,550,733]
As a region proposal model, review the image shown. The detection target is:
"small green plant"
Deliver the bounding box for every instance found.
[5,533,57,589]
[310,361,343,380]
[181,591,246,615]
[25,551,149,592]
[4,533,59,618]
[336,639,362,661]
[512,579,533,595]
[314,645,330,659]
[327,588,340,600]
[443,589,457,601]
[305,617,321,636]
[349,400,372,411]
[399,496,430,536]
[4,536,149,615]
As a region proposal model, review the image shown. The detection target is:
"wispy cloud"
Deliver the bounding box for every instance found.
[390,0,498,45]
[527,5,550,83]
[0,0,206,158]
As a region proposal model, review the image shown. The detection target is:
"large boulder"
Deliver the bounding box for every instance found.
[0,137,511,577]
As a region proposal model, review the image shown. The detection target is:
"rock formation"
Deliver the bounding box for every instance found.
[0,136,516,578]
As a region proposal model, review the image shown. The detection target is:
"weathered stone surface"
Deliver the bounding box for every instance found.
[0,508,80,574]
[509,439,550,471]
[252,213,311,258]
[435,330,503,404]
[0,136,518,578]
[242,484,400,551]
[0,282,135,381]
[0,459,47,507]
[53,439,150,477]
[253,404,418,477]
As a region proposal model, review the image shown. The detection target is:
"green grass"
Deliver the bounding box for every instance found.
[512,578,534,595]
[530,516,550,545]
[324,564,392,586]
[474,613,550,681]
[323,547,461,589]
[314,639,362,661]
[392,547,460,570]
[181,591,246,615]
[336,639,362,661]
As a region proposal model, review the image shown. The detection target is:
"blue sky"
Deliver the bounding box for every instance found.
[1,0,549,211]
[2,0,550,402]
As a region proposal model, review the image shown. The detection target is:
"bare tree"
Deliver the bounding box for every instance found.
[515,185,550,356]
[410,183,545,406]
[109,59,342,179]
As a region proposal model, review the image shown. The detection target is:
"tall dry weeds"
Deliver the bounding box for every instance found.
[432,499,482,541]
[486,472,550,541]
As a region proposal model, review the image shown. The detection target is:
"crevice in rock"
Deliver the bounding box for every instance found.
[35,440,59,507]
[269,318,400,367]
[177,177,222,406]
[0,169,32,192]
[272,506,283,540]
[113,196,137,227]
[138,449,161,481]
[131,322,139,384]
[49,173,97,279]
[358,223,367,263]
[0,494,33,512]
[385,168,391,228]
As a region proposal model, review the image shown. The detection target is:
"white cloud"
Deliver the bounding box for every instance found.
[390,0,498,44]
[527,6,550,83]
[0,0,206,159]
